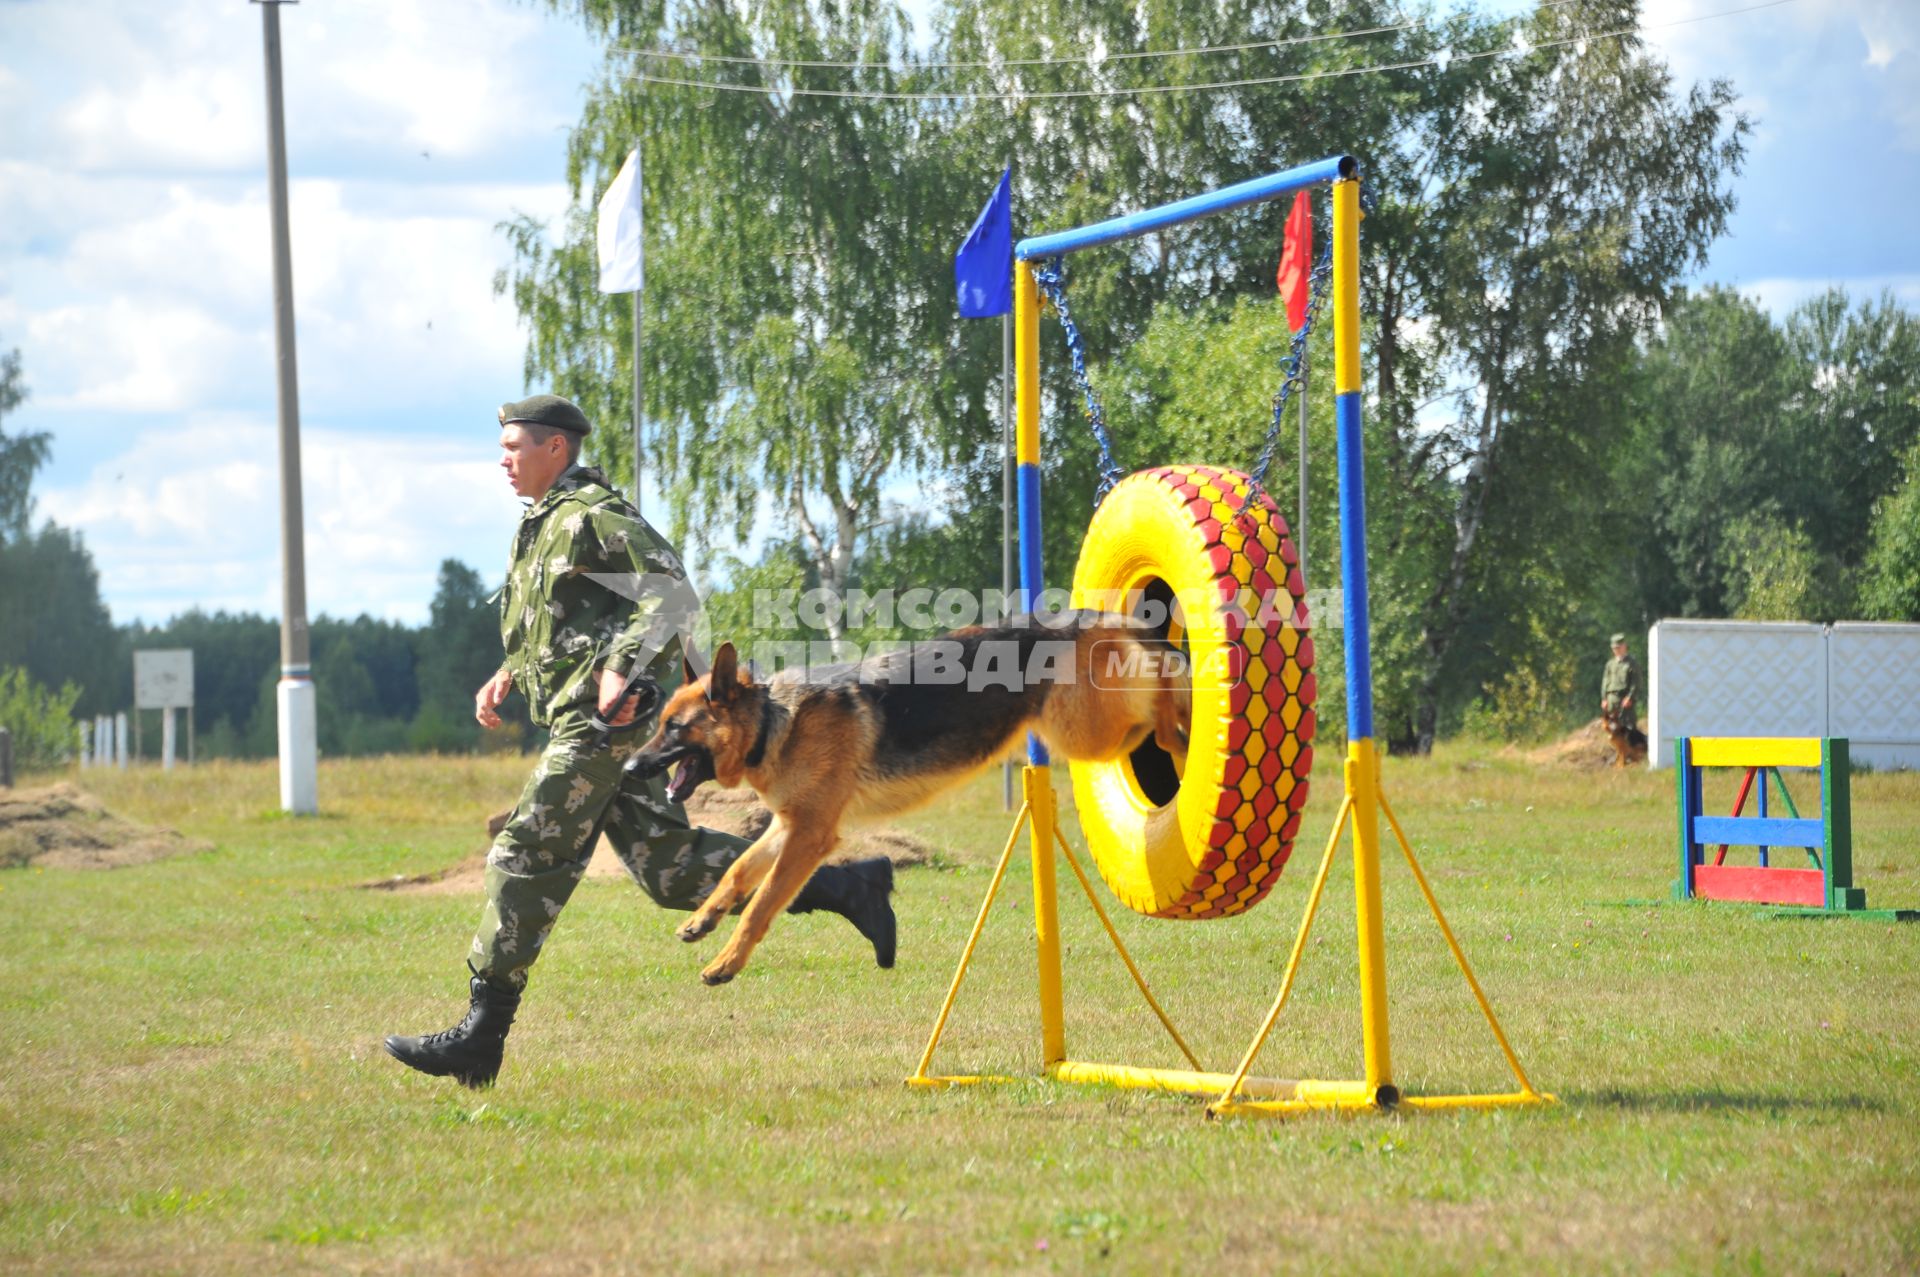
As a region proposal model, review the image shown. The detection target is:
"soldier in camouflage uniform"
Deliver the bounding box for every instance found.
[1600,633,1641,733]
[385,395,895,1088]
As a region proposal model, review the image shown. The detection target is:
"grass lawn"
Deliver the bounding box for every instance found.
[2,747,1917,1274]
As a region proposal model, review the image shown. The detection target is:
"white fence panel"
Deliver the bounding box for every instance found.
[1649,619,1920,769]
[1826,623,1920,771]
[1647,621,1826,768]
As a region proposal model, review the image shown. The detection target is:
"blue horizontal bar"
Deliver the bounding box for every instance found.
[1693,816,1824,849]
[1015,155,1355,260]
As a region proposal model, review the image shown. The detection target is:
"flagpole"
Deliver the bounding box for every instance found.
[633,290,643,516]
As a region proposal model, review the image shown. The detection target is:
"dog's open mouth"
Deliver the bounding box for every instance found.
[665,750,715,804]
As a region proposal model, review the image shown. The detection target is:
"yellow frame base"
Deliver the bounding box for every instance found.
[905,751,1555,1123]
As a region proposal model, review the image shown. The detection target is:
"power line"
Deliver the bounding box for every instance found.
[618,0,1798,102]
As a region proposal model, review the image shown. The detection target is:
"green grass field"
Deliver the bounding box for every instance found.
[3,749,1918,1274]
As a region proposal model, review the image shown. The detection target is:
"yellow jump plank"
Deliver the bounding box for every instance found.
[1689,737,1822,769]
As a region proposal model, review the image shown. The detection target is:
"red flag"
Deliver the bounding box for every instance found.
[1276,190,1312,333]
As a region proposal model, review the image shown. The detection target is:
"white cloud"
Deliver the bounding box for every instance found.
[1734,273,1920,318]
[1638,0,1920,149]
[1,0,584,175]
[311,0,559,161]
[41,419,527,623]
[26,296,265,413]
[8,175,571,417]
[61,66,260,173]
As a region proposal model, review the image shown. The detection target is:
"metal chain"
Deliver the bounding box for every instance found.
[1035,182,1367,515]
[1033,257,1128,506]
[1241,233,1333,516]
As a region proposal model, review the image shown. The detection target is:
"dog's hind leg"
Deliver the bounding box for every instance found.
[700,820,840,985]
[676,818,783,945]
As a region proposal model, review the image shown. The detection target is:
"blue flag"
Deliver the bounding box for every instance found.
[954,167,1013,318]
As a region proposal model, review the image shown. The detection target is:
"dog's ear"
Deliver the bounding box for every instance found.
[708,642,738,705]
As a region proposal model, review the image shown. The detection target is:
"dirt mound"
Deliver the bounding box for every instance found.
[0,782,211,870]
[365,785,936,895]
[1528,717,1646,771]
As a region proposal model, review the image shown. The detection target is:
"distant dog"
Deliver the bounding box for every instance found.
[631,612,1191,985]
[1602,712,1648,767]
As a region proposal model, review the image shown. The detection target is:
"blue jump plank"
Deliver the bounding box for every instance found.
[1692,816,1825,849]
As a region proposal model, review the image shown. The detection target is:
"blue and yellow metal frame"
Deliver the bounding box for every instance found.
[909,154,1552,1119]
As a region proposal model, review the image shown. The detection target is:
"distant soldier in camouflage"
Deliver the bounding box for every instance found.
[1600,632,1644,766]
[385,395,896,1088]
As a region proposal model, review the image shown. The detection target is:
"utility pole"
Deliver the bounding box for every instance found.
[256,0,317,814]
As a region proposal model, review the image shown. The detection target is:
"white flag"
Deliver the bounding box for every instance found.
[596,148,643,294]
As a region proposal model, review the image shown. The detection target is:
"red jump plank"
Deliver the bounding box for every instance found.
[1694,864,1825,908]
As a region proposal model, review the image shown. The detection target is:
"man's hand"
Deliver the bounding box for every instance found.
[598,666,643,727]
[475,668,513,728]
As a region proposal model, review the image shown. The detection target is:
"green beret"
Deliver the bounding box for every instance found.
[498,393,590,436]
[1610,633,1628,646]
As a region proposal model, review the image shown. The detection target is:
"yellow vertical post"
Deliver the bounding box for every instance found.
[1028,765,1065,1065]
[1346,740,1393,1096]
[1015,261,1040,478]
[1333,174,1394,1101]
[1013,260,1065,1066]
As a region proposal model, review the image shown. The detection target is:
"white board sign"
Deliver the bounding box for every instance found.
[134,649,194,710]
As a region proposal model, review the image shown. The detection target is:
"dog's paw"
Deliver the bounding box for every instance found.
[676,914,718,944]
[700,961,738,986]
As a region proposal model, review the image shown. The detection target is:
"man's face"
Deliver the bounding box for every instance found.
[1613,642,1628,659]
[499,423,570,499]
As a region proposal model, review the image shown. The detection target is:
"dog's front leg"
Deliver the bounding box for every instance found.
[700,823,839,985]
[677,818,784,944]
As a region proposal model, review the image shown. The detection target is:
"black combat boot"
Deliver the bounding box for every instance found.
[384,975,521,1088]
[787,857,897,969]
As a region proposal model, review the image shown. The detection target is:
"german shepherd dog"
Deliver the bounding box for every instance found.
[1602,712,1649,768]
[631,611,1191,985]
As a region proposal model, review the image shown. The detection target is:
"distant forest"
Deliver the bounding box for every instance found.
[33,561,524,760]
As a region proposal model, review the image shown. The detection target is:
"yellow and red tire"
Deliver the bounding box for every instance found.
[1068,465,1316,919]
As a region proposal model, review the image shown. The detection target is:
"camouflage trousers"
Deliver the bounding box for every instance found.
[468,711,752,991]
[1603,695,1637,730]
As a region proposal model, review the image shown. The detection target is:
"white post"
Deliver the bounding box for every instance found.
[115,711,129,769]
[95,716,109,766]
[161,708,176,772]
[277,676,318,813]
[78,721,90,769]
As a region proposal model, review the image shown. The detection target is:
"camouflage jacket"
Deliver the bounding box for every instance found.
[498,465,687,727]
[1601,655,1640,705]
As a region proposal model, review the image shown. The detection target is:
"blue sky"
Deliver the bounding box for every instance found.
[1,0,1916,627]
